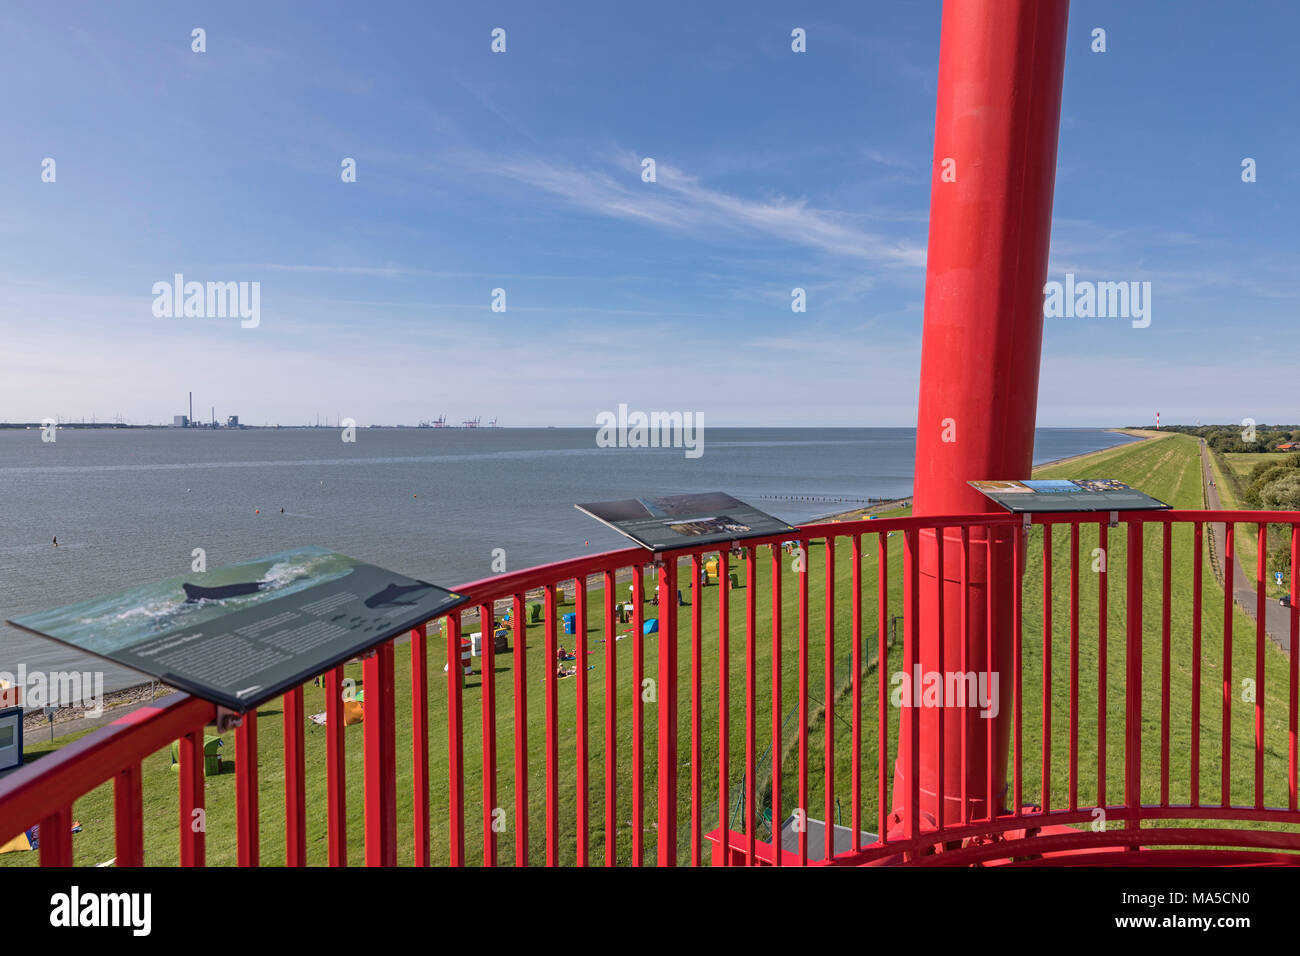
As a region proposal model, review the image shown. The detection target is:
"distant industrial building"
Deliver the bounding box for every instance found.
[171,393,239,428]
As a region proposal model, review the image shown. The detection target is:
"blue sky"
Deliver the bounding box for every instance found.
[1,0,1297,427]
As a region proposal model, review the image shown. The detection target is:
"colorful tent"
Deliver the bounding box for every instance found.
[0,819,81,854]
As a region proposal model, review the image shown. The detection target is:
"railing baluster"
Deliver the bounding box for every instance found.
[1009,523,1022,819]
[717,552,729,866]
[479,602,498,867]
[823,537,835,861]
[284,686,306,866]
[1041,523,1052,815]
[850,534,861,850]
[544,583,560,865]
[631,566,644,866]
[1223,523,1235,807]
[362,644,395,866]
[602,572,616,866]
[770,544,783,866]
[1070,522,1080,812]
[1097,521,1108,811]
[513,593,529,866]
[446,611,465,866]
[1290,524,1300,813]
[1291,526,1300,813]
[1255,524,1267,810]
[40,806,74,867]
[745,548,756,865]
[179,726,205,866]
[935,527,945,833]
[576,578,590,866]
[905,530,921,844]
[673,560,683,865]
[236,707,262,867]
[658,558,679,866]
[964,526,974,819]
[113,762,144,867]
[984,529,995,823]
[1161,523,1172,808]
[1192,523,1203,807]
[1125,521,1144,836]
[797,539,809,865]
[877,532,889,843]
[691,556,703,866]
[411,624,429,867]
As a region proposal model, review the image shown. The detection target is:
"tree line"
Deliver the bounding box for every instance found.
[1131,423,1300,455]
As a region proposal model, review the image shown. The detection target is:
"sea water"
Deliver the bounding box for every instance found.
[0,426,1135,692]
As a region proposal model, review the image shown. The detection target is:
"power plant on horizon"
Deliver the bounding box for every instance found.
[169,394,498,429]
[172,391,240,428]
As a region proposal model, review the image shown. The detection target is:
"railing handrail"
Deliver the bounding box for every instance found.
[0,693,215,847]
[450,508,1300,606]
[2,505,1297,866]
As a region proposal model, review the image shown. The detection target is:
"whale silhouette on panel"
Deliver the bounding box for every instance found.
[183,581,263,603]
[364,583,433,608]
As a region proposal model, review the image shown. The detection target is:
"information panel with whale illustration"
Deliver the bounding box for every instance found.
[575,491,799,552]
[7,546,469,712]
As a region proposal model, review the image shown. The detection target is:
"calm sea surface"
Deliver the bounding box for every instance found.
[0,426,1135,692]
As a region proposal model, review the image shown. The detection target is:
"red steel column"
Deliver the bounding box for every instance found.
[895,0,1070,830]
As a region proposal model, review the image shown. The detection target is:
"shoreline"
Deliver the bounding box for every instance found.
[1027,427,1158,472]
[24,429,1153,741]
[819,428,1158,522]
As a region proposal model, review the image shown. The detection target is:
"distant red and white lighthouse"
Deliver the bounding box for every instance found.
[1156,411,1160,430]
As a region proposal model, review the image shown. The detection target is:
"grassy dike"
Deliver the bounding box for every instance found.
[7,432,1289,866]
[784,431,1293,842]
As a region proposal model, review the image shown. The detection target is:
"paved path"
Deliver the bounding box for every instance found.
[1199,439,1296,654]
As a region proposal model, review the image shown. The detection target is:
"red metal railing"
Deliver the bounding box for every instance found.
[2,509,1298,866]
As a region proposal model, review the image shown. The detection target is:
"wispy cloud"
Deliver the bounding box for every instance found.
[226,263,657,283]
[456,150,927,267]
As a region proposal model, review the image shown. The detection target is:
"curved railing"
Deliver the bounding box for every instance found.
[2,509,1298,866]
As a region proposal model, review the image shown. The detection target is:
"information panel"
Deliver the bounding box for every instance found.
[575,491,798,552]
[968,479,1171,513]
[8,546,468,712]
